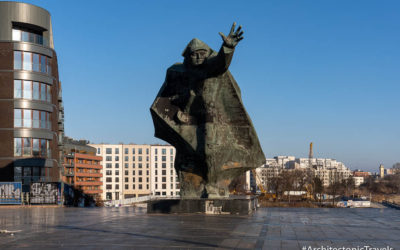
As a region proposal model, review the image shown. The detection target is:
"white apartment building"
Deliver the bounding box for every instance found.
[353,176,364,187]
[254,156,353,189]
[90,144,123,200]
[150,145,180,197]
[90,143,179,200]
[121,144,151,198]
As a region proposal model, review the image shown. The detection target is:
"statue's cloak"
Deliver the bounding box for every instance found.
[150,42,264,197]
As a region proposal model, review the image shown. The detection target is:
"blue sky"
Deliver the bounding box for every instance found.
[20,0,399,172]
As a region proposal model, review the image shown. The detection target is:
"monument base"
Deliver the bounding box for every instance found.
[147,196,257,215]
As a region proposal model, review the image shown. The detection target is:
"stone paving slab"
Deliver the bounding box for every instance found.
[0,206,399,249]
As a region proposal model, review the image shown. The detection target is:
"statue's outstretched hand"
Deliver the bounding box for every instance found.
[219,22,244,48]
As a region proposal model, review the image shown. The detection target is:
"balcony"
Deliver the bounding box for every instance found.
[75,181,102,186]
[64,163,74,168]
[75,172,102,178]
[64,171,74,177]
[75,163,102,169]
[83,189,102,194]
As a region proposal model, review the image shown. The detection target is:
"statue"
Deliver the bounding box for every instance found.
[150,23,265,198]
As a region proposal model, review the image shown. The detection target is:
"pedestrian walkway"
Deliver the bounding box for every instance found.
[0,207,399,249]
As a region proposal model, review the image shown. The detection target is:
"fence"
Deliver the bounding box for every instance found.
[107,195,179,206]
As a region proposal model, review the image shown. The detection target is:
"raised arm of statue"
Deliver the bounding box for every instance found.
[207,22,244,75]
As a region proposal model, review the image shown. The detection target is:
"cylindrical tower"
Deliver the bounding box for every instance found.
[0,2,63,187]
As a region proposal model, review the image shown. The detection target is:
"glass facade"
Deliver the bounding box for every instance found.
[14,80,51,102]
[14,137,50,157]
[14,51,51,74]
[12,28,49,47]
[14,109,51,129]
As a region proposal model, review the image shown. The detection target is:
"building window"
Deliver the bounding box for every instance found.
[162,156,166,162]
[132,170,135,175]
[106,156,112,161]
[97,148,100,154]
[138,148,142,154]
[12,28,48,46]
[14,80,51,102]
[155,148,158,154]
[124,156,128,161]
[115,177,119,182]
[115,184,119,190]
[106,185,112,190]
[14,137,49,157]
[124,163,128,168]
[106,170,112,175]
[132,156,135,161]
[124,170,128,176]
[115,170,119,175]
[132,184,135,189]
[138,156,142,162]
[139,170,142,176]
[106,177,112,183]
[115,163,119,168]
[139,163,142,168]
[14,109,51,129]
[124,148,128,154]
[155,156,158,161]
[139,184,142,190]
[125,184,128,189]
[124,177,128,182]
[162,170,166,175]
[106,148,112,154]
[162,163,166,168]
[162,148,166,155]
[170,148,173,155]
[115,156,119,161]
[106,163,112,168]
[146,184,149,189]
[14,51,51,74]
[132,177,135,182]
[162,184,166,189]
[132,148,135,154]
[146,156,149,161]
[162,177,166,182]
[139,177,142,182]
[146,148,149,155]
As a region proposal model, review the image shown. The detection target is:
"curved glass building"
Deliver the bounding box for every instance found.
[0,2,63,186]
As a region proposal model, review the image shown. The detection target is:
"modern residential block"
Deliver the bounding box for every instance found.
[0,2,63,187]
[63,137,103,199]
[90,143,179,200]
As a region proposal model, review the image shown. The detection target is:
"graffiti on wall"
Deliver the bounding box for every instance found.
[0,182,22,204]
[30,182,58,204]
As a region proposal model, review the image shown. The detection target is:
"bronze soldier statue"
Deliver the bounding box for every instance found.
[151,23,264,198]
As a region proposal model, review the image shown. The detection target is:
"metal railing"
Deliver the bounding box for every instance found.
[106,195,180,207]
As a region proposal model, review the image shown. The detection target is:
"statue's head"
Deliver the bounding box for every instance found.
[182,38,212,66]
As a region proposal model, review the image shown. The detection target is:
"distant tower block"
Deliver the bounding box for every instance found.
[309,142,313,159]
[379,164,385,178]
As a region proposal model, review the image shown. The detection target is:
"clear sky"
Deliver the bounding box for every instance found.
[19,0,400,172]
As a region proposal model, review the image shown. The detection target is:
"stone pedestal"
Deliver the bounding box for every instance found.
[147,196,257,215]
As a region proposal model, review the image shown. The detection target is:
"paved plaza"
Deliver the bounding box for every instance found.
[0,206,399,249]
